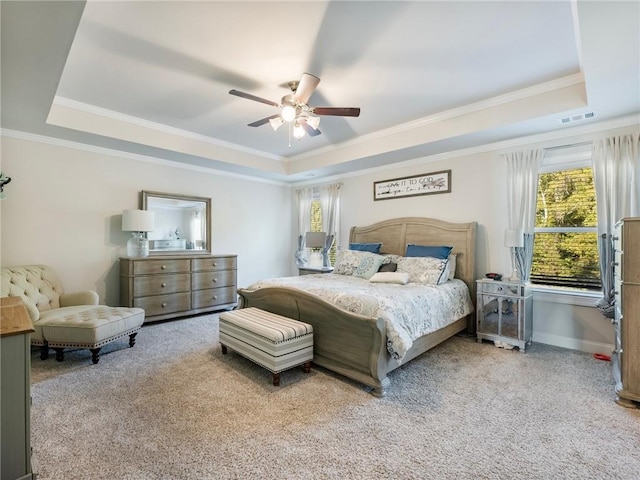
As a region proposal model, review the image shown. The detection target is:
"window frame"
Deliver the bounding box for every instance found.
[531,144,600,291]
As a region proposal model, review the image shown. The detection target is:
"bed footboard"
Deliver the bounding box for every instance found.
[237,286,391,396]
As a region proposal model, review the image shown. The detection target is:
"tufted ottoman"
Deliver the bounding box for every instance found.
[1,264,145,364]
[37,305,144,364]
[219,307,313,386]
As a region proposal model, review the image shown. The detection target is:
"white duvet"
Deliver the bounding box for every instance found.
[244,274,474,360]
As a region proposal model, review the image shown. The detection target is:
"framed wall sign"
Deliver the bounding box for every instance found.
[373,170,451,201]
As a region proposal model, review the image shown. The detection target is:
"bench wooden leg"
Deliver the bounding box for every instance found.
[54,348,64,362]
[90,348,101,364]
[40,345,49,360]
[221,344,228,354]
[128,332,138,348]
[272,372,280,386]
[303,361,311,373]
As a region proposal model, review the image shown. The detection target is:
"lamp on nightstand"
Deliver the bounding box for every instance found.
[305,231,327,268]
[504,228,524,282]
[122,209,155,257]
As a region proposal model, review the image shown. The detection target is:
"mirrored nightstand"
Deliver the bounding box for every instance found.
[476,278,533,352]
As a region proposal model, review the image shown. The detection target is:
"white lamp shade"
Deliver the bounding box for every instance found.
[122,209,155,232]
[305,231,327,248]
[504,228,524,247]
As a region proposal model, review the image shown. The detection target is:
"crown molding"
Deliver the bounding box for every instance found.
[0,129,289,187]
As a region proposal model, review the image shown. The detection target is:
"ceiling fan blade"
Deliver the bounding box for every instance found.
[293,73,320,105]
[313,107,360,117]
[229,89,280,108]
[248,114,281,127]
[299,119,322,137]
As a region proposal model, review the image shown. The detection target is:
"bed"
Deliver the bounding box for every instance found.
[237,217,477,396]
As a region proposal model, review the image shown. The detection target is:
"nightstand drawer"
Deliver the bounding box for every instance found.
[477,281,524,296]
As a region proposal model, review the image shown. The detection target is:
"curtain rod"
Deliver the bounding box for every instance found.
[543,140,593,152]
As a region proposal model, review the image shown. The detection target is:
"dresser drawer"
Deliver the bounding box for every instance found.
[133,273,190,297]
[132,259,190,275]
[192,286,236,309]
[192,270,236,290]
[192,256,237,272]
[134,292,190,317]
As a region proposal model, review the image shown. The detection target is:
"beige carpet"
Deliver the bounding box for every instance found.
[30,314,640,479]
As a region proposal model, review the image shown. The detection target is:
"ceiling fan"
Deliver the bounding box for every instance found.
[229,73,360,140]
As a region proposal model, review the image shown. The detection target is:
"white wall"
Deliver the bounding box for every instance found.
[3,121,637,354]
[0,135,293,306]
[300,122,640,354]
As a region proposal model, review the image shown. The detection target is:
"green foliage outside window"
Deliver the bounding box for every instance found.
[310,200,337,264]
[531,168,600,289]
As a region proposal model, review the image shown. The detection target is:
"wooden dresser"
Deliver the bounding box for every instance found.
[1,297,36,480]
[120,254,237,322]
[612,218,640,408]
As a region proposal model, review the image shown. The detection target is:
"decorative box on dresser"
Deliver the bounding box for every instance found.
[612,218,640,408]
[1,297,36,480]
[120,254,237,322]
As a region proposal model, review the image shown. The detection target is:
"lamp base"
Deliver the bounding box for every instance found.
[309,251,323,268]
[127,232,150,257]
[508,268,520,282]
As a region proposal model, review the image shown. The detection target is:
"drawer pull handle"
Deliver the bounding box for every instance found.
[213,295,218,300]
[213,262,218,267]
[212,278,218,283]
[161,265,167,270]
[161,302,167,308]
[161,283,166,288]
[612,261,619,267]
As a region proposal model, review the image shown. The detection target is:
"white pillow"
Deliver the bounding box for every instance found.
[369,271,410,284]
[396,256,449,285]
[353,254,387,280]
[333,250,384,276]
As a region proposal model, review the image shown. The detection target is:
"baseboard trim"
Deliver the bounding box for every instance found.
[533,331,613,354]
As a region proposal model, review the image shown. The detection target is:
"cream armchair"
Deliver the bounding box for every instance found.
[1,265,145,364]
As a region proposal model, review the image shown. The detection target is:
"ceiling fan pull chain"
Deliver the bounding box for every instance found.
[288,122,292,148]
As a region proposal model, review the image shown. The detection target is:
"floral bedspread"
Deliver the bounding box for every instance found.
[244,274,474,360]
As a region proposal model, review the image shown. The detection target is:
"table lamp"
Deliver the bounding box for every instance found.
[122,209,155,257]
[504,228,524,281]
[305,231,327,268]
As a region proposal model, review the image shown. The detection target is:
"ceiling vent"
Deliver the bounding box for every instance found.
[558,111,598,125]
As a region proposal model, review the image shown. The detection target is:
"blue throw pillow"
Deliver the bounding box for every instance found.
[405,244,453,259]
[349,242,382,254]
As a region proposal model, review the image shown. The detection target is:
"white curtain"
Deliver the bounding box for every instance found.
[294,187,313,266]
[319,183,342,267]
[189,208,205,249]
[592,133,640,317]
[503,148,545,281]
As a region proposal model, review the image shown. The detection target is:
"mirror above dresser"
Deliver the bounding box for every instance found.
[141,191,211,255]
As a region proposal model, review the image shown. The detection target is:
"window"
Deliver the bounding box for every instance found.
[531,147,600,290]
[310,199,338,264]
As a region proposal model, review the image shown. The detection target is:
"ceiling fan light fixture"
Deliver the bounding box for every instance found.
[293,122,306,139]
[282,105,296,122]
[306,115,320,130]
[269,117,284,131]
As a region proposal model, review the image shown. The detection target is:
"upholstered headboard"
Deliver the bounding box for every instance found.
[349,217,477,295]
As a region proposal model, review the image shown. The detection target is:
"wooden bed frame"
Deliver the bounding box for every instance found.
[237,217,477,396]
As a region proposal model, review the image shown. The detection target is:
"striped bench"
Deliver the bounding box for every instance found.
[219,307,313,386]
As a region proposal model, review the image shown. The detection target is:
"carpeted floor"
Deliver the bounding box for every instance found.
[30,314,640,480]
